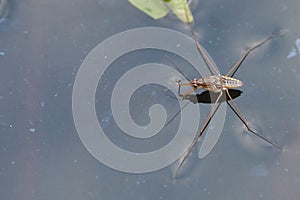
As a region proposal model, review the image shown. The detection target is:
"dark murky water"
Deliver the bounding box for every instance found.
[1,0,300,199]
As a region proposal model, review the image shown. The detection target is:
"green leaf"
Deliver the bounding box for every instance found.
[128,0,169,20]
[128,0,193,23]
[165,0,194,23]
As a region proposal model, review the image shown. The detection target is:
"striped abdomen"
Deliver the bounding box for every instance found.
[221,76,243,89]
[196,75,243,92]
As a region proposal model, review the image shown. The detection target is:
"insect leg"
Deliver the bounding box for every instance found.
[225,89,282,150]
[189,23,220,76]
[164,101,191,127]
[165,54,191,82]
[179,1,218,75]
[176,80,199,97]
[226,35,273,77]
[175,91,223,177]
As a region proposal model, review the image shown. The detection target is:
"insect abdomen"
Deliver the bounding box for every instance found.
[222,76,243,88]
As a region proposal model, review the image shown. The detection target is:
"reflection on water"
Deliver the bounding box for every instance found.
[287,38,300,59]
[0,0,8,23]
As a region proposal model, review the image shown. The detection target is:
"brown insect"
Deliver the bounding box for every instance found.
[174,24,283,176]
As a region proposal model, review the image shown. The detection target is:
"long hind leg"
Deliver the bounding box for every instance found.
[225,89,282,149]
[226,35,273,77]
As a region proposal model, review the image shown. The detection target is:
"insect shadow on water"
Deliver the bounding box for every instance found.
[169,23,283,177]
[164,87,243,128]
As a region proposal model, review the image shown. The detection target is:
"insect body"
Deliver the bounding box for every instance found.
[180,76,243,94]
[174,23,283,176]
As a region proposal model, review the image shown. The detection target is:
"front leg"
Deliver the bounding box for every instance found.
[175,80,182,97]
[176,80,198,97]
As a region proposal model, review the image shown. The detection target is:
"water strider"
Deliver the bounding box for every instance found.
[174,23,283,176]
